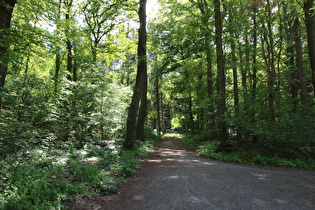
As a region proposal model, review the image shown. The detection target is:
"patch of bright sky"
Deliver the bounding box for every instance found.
[147,0,160,21]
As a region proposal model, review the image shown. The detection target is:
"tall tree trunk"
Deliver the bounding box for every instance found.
[251,5,259,143]
[252,7,258,101]
[206,47,215,130]
[266,0,276,121]
[0,0,16,111]
[124,0,147,149]
[304,0,315,97]
[54,2,62,94]
[293,17,308,106]
[66,41,73,81]
[155,72,161,135]
[195,0,215,132]
[54,51,61,93]
[65,0,73,81]
[188,93,194,133]
[244,34,250,104]
[238,44,247,102]
[135,0,148,142]
[231,37,239,113]
[197,72,204,131]
[136,68,148,142]
[214,0,228,149]
[160,92,165,133]
[284,4,298,109]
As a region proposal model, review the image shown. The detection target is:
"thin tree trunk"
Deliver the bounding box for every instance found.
[197,72,204,131]
[252,7,258,100]
[155,72,161,135]
[0,0,16,111]
[160,92,165,133]
[66,41,73,81]
[293,17,308,106]
[54,51,61,93]
[188,93,194,133]
[214,0,228,149]
[238,44,247,103]
[231,38,239,112]
[284,4,298,109]
[266,0,276,121]
[65,0,73,81]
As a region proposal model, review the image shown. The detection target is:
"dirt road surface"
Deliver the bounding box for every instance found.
[71,138,315,210]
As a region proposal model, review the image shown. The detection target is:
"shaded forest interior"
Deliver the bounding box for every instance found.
[0,0,315,209]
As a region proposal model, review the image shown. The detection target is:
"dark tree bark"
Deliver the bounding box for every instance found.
[264,0,276,121]
[284,3,298,109]
[238,44,246,99]
[136,67,148,142]
[124,0,147,149]
[135,0,148,142]
[251,3,259,143]
[304,0,315,97]
[293,17,308,106]
[231,33,239,112]
[66,39,73,81]
[214,0,228,148]
[252,6,258,100]
[65,0,73,81]
[54,51,61,93]
[0,0,16,111]
[197,72,204,131]
[155,73,161,135]
[153,54,161,135]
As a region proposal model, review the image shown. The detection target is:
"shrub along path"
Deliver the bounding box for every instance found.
[69,138,315,209]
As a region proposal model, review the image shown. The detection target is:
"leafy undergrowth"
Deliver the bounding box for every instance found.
[0,138,156,209]
[182,135,315,170]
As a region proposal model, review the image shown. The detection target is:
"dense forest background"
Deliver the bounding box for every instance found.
[0,0,314,208]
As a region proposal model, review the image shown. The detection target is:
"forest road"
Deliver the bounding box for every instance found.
[73,138,315,210]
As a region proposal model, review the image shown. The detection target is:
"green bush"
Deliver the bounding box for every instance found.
[197,141,315,169]
[0,127,155,209]
[182,134,202,146]
[2,163,68,210]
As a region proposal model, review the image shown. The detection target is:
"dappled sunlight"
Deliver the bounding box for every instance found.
[158,148,187,156]
[184,196,203,203]
[98,139,315,210]
[132,195,145,201]
[146,159,162,163]
[251,173,270,181]
[167,175,180,179]
[276,199,287,204]
[143,147,217,168]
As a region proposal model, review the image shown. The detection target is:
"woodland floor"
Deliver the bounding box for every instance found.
[66,138,315,210]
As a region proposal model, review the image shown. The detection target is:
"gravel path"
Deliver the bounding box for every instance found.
[71,138,315,210]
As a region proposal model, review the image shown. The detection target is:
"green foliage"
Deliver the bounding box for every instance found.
[0,134,154,209]
[182,134,201,146]
[226,111,315,160]
[0,154,68,209]
[144,126,162,143]
[197,140,315,170]
[163,133,183,139]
